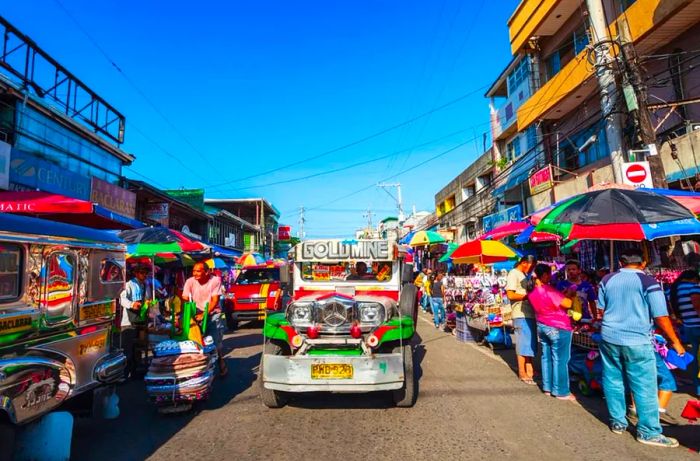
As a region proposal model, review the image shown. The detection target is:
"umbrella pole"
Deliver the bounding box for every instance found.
[609,241,614,271]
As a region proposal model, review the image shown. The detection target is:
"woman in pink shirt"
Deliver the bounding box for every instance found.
[529,263,575,401]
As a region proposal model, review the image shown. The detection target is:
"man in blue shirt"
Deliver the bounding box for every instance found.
[598,248,685,448]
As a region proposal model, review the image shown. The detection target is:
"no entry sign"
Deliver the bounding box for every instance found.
[622,161,653,188]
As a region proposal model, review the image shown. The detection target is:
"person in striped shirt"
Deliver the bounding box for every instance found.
[597,248,685,448]
[669,270,700,397]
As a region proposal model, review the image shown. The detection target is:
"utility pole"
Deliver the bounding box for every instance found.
[585,0,626,183]
[298,206,305,240]
[363,208,374,238]
[377,182,405,223]
[618,20,667,188]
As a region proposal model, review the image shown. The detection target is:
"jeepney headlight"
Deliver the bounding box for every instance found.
[358,302,385,324]
[287,302,313,324]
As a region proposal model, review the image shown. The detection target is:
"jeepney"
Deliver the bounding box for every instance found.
[0,214,127,444]
[259,239,418,408]
[224,263,284,330]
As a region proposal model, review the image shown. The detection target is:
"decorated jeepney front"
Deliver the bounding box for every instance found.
[260,239,417,407]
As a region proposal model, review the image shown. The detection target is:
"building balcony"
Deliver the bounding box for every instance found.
[514,0,700,130]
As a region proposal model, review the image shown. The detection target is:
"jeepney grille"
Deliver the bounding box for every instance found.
[238,297,266,304]
[320,301,349,327]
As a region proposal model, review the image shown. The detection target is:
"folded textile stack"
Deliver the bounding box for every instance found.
[146,339,216,405]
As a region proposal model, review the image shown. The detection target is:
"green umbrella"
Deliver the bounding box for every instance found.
[126,242,182,257]
[438,242,459,263]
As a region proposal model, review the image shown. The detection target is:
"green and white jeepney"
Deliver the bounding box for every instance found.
[259,239,418,408]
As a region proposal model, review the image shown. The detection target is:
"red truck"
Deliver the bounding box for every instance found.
[224,264,284,330]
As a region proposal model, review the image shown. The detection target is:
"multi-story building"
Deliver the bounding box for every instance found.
[434,150,497,243]
[0,17,140,228]
[487,0,700,217]
[204,198,280,257]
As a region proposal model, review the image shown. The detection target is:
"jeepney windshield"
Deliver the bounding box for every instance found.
[299,261,393,282]
[235,268,280,285]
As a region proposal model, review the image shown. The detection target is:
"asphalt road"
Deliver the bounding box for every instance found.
[71,314,699,461]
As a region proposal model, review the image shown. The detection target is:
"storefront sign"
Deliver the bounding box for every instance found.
[0,140,11,190]
[482,205,522,233]
[90,177,136,218]
[145,202,169,226]
[10,150,91,199]
[529,165,554,195]
[278,225,291,241]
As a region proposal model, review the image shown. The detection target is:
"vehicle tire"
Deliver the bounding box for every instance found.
[259,341,289,408]
[0,422,15,461]
[399,284,418,324]
[392,344,417,408]
[225,312,238,331]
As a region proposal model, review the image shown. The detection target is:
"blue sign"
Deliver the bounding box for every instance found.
[9,149,91,200]
[483,204,523,233]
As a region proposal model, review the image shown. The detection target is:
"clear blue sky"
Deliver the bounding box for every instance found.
[4,0,518,238]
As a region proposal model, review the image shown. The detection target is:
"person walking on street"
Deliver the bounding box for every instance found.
[183,262,229,377]
[597,248,685,448]
[430,272,446,329]
[422,269,433,313]
[506,256,537,385]
[529,264,576,401]
[668,270,700,396]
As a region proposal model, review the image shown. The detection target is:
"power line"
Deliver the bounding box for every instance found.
[52,0,219,173]
[201,83,491,190]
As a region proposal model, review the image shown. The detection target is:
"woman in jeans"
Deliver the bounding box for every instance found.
[529,264,576,401]
[430,272,446,329]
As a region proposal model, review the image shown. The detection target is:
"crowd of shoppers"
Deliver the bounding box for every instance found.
[504,247,698,449]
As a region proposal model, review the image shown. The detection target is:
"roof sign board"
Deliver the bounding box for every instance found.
[297,239,392,262]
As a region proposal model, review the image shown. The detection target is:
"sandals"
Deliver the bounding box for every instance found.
[556,394,577,402]
[520,378,537,385]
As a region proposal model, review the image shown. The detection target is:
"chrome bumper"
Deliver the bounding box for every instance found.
[93,352,127,384]
[262,353,405,392]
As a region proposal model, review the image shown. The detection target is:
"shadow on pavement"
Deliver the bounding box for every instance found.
[71,331,263,460]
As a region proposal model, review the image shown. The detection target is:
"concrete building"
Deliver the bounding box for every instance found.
[204,198,280,257]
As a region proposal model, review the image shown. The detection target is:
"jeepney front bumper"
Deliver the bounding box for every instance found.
[262,353,405,392]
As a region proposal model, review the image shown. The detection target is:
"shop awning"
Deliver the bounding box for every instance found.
[0,191,143,230]
[211,244,242,259]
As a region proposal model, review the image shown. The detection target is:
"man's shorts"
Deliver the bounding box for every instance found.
[513,317,537,357]
[206,312,225,349]
[655,350,677,392]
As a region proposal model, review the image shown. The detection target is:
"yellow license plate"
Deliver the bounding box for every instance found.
[311,363,353,379]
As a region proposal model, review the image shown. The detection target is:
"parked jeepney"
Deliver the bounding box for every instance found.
[259,239,418,408]
[0,214,127,443]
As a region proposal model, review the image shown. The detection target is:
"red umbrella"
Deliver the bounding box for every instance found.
[479,221,529,240]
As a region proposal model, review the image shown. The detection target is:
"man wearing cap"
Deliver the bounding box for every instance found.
[183,262,228,377]
[118,265,150,375]
[598,248,685,448]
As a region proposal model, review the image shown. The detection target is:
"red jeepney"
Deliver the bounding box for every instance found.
[224,264,284,330]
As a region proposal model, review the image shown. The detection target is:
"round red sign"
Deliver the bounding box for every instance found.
[625,163,647,184]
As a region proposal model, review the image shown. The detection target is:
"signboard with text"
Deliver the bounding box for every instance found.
[278,225,291,241]
[10,149,91,199]
[145,202,169,226]
[482,205,523,233]
[91,177,137,218]
[529,165,554,195]
[297,240,392,262]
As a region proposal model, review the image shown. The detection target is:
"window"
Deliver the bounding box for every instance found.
[300,262,392,283]
[555,123,609,172]
[477,173,493,190]
[526,125,538,152]
[463,185,476,200]
[506,138,521,161]
[43,252,76,324]
[544,23,588,82]
[235,268,280,284]
[100,259,124,283]
[573,25,589,54]
[0,244,22,301]
[507,59,530,94]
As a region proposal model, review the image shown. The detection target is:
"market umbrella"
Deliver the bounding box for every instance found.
[451,240,520,265]
[438,242,459,263]
[409,230,446,247]
[238,253,265,267]
[480,221,529,240]
[205,257,230,269]
[399,231,416,245]
[534,188,700,241]
[514,224,560,245]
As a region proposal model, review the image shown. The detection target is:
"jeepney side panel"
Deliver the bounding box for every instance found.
[1,240,124,425]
